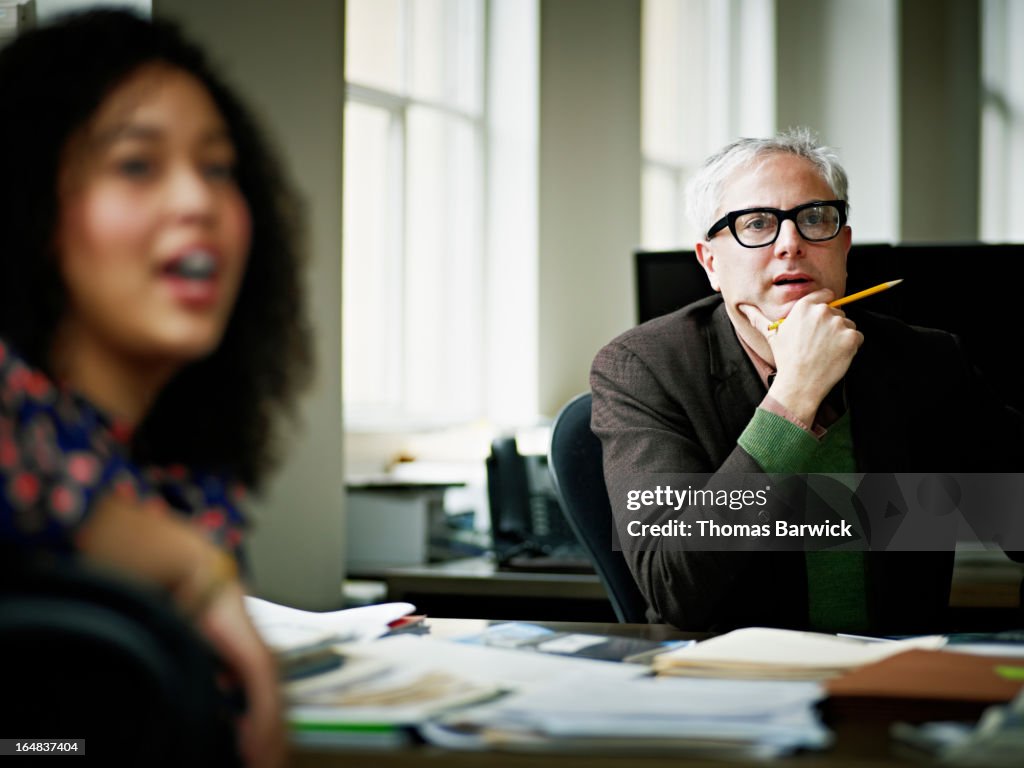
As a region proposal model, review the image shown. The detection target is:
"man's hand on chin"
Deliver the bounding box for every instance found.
[738,291,863,424]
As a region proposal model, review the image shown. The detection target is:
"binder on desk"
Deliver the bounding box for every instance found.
[824,648,1024,722]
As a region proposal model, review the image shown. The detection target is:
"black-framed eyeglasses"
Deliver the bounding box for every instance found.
[706,200,848,248]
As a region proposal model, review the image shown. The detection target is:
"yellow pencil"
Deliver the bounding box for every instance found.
[766,279,903,331]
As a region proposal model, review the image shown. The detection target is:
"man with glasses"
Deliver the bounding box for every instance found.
[591,128,1022,634]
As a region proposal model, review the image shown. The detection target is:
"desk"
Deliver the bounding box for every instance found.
[949,549,1024,608]
[290,619,937,767]
[351,552,1023,626]
[349,556,616,621]
[948,549,1024,631]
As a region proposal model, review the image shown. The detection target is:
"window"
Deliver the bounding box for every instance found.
[641,0,712,249]
[980,0,1024,242]
[344,0,486,428]
[640,0,774,249]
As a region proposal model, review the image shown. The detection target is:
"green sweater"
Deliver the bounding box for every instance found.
[738,408,867,632]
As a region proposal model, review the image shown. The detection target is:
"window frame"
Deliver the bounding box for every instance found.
[343,0,489,431]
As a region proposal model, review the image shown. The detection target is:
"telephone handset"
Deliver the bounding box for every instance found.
[486,437,590,572]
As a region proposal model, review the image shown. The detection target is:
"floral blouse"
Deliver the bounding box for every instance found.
[0,338,246,558]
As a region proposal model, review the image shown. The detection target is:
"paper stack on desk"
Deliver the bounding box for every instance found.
[250,627,839,757]
[346,634,831,757]
[245,596,480,747]
[288,657,504,749]
[422,672,831,757]
[286,630,645,749]
[653,627,946,680]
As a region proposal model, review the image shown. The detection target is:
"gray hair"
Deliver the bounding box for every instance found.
[684,127,850,240]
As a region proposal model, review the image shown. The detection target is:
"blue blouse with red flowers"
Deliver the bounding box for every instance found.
[0,338,247,559]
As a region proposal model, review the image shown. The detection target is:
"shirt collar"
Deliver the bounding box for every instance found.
[735,331,776,390]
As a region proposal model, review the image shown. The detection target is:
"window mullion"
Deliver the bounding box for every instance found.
[479,0,492,419]
[390,105,408,411]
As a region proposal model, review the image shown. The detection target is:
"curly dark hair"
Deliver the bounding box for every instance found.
[0,10,312,490]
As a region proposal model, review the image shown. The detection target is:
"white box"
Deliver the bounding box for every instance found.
[345,487,447,570]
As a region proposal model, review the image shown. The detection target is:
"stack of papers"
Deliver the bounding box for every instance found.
[424,673,831,758]
[289,658,504,749]
[250,609,944,756]
[653,627,946,680]
[350,635,831,757]
[286,633,641,748]
[245,597,497,748]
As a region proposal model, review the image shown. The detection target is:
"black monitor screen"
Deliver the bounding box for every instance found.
[635,243,1024,412]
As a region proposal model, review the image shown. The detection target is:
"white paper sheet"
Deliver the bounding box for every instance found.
[245,596,414,650]
[657,626,946,671]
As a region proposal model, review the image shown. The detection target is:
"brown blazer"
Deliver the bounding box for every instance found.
[591,295,1022,633]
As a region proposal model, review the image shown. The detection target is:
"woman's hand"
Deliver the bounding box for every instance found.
[77,491,287,767]
[197,580,287,768]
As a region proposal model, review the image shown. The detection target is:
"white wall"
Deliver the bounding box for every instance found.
[776,0,985,243]
[899,0,980,241]
[156,0,346,610]
[538,0,642,417]
[776,0,900,243]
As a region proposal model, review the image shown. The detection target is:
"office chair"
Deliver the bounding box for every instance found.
[0,553,242,766]
[548,393,649,623]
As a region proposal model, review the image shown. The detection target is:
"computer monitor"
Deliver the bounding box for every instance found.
[635,243,1024,412]
[634,250,712,323]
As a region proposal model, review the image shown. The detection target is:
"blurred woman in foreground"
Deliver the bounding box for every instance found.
[0,10,313,766]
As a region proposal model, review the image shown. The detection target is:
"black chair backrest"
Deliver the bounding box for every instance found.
[0,554,241,766]
[548,393,648,623]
